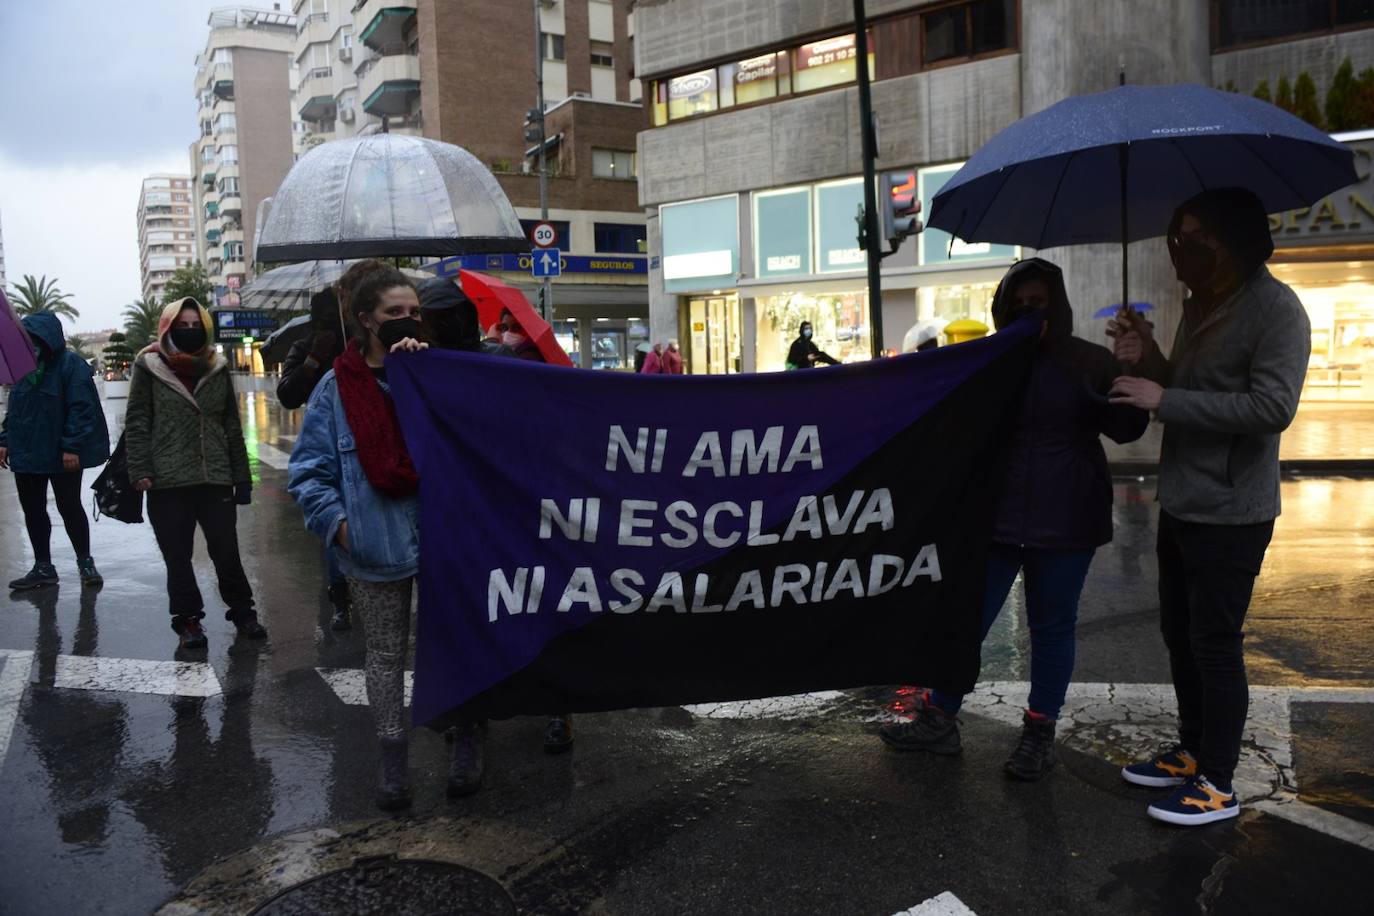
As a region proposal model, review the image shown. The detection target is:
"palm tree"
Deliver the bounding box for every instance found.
[8,274,79,322]
[65,335,94,362]
[122,297,163,350]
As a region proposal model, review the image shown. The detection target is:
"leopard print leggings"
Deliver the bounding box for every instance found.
[347,576,413,740]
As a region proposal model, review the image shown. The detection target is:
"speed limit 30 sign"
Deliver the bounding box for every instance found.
[531,221,558,248]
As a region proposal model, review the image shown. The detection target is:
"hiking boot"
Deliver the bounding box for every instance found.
[9,563,58,591]
[878,704,962,755]
[376,736,414,812]
[1122,744,1198,787]
[1147,775,1239,826]
[77,557,103,588]
[446,723,484,798]
[1003,711,1057,781]
[327,583,352,632]
[543,715,574,754]
[230,609,268,640]
[174,616,208,651]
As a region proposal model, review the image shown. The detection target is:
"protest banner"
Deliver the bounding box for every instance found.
[388,320,1037,727]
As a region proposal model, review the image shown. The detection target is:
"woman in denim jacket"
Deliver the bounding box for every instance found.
[288,266,481,810]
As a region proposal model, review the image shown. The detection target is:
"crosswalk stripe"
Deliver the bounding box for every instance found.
[0,651,35,769]
[316,667,413,707]
[895,891,978,915]
[255,443,292,470]
[52,655,222,698]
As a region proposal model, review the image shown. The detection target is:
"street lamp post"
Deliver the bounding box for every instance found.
[534,0,552,321]
[854,0,884,359]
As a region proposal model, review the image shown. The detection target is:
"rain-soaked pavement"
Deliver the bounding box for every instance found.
[0,388,1372,915]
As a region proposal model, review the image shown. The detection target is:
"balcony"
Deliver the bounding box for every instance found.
[202,168,217,187]
[219,194,242,219]
[216,161,240,182]
[298,65,337,120]
[359,53,421,118]
[297,10,332,45]
[205,228,221,246]
[356,0,417,52]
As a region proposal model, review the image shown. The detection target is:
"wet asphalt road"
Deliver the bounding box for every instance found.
[0,391,1371,915]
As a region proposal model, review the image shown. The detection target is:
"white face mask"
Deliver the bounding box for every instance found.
[501,330,526,348]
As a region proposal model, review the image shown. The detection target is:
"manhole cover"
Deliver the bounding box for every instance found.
[251,857,516,916]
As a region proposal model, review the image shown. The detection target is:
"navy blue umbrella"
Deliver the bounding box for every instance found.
[927,83,1358,309]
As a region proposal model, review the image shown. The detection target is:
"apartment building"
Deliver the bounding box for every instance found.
[188,5,298,310]
[136,175,197,304]
[635,0,1374,387]
[412,0,651,369]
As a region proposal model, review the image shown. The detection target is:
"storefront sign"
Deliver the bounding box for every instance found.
[661,195,739,293]
[754,187,812,278]
[669,69,716,99]
[816,179,866,272]
[796,34,857,71]
[735,53,778,85]
[430,253,648,278]
[213,309,277,343]
[1270,138,1374,248]
[918,164,1017,266]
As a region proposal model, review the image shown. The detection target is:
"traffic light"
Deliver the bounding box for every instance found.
[880,170,923,250]
[523,107,544,144]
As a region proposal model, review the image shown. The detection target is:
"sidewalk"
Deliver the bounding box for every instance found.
[1107,402,1374,473]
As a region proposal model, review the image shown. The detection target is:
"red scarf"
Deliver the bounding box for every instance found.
[333,339,419,499]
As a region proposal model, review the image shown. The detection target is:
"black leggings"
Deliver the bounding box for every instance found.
[14,471,90,564]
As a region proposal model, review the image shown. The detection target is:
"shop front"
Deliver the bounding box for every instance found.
[660,194,743,373]
[1270,130,1374,404]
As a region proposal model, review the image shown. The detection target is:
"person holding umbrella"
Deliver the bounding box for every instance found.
[277,287,351,631]
[1,312,110,591]
[1109,187,1310,826]
[786,321,839,370]
[288,267,488,810]
[125,298,265,651]
[880,258,1148,780]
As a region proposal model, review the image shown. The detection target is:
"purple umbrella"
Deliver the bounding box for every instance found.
[0,288,38,384]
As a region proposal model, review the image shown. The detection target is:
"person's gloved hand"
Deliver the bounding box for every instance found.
[234,482,252,505]
[310,330,337,363]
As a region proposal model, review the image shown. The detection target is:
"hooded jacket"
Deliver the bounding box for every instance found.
[124,298,250,490]
[988,259,1149,549]
[0,312,110,474]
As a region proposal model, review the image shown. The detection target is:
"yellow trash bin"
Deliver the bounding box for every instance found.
[944,319,990,345]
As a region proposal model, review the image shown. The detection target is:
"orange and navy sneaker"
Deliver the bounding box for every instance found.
[1147,776,1239,826]
[1121,744,1198,787]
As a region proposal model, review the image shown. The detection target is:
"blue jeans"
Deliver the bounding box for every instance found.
[931,544,1095,719]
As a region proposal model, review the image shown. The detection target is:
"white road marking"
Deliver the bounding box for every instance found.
[894,891,978,915]
[0,650,35,769]
[316,667,413,708]
[684,691,847,719]
[255,443,292,470]
[1252,798,1374,852]
[53,655,222,698]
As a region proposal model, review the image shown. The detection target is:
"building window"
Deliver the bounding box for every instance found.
[592,148,636,179]
[594,223,645,253]
[665,69,718,120]
[1214,0,1374,48]
[219,144,238,165]
[591,40,614,68]
[793,33,873,93]
[542,32,565,61]
[922,0,1013,66]
[218,177,240,195]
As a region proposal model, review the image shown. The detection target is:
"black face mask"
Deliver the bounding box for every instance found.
[1170,240,1218,291]
[374,316,421,349]
[170,327,207,353]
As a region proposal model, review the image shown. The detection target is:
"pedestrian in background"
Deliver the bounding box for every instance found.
[418,277,484,352]
[1109,188,1310,826]
[288,266,485,811]
[663,339,683,374]
[786,321,839,369]
[640,342,665,374]
[277,287,351,630]
[486,307,542,361]
[124,298,264,652]
[1,312,110,591]
[880,258,1148,780]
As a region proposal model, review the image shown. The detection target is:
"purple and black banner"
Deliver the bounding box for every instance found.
[388,321,1037,727]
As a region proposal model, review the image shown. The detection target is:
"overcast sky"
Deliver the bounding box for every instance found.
[0,1,234,333]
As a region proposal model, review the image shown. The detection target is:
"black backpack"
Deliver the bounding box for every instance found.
[90,432,144,524]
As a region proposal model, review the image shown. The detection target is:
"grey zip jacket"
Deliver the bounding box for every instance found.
[1137,266,1310,525]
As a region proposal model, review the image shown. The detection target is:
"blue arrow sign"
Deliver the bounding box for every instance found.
[531,248,562,278]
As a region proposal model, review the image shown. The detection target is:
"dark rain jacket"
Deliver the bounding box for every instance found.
[990,259,1149,550]
[785,335,838,370]
[277,337,335,410]
[124,347,250,490]
[0,313,110,474]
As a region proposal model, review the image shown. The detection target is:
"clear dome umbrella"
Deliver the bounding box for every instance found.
[239,259,429,311]
[255,134,528,262]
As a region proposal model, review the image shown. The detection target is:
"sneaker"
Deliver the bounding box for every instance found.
[445,724,484,798]
[327,583,352,632]
[230,609,268,640]
[1004,711,1057,781]
[174,617,208,651]
[77,557,103,588]
[878,704,962,755]
[543,715,574,754]
[1147,776,1239,826]
[9,563,58,591]
[1122,744,1198,787]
